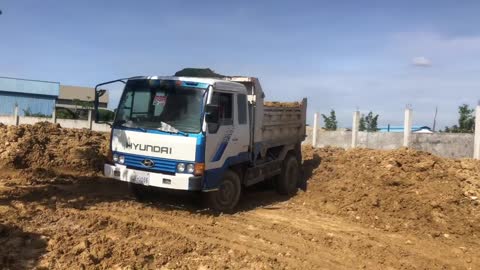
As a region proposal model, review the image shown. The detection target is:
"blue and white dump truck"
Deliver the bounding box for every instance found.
[94,74,307,211]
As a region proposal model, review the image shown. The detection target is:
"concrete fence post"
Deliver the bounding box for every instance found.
[312,112,319,147]
[14,105,19,126]
[474,102,480,159]
[351,110,360,148]
[403,106,413,147]
[51,108,57,123]
[88,109,93,130]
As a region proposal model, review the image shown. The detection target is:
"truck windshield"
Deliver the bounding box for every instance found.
[114,79,206,133]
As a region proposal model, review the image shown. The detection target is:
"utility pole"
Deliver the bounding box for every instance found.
[432,106,438,132]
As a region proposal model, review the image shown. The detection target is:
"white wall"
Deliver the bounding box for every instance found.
[0,115,111,132]
[306,127,475,159]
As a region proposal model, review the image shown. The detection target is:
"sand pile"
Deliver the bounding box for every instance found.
[264,101,301,107]
[0,122,109,172]
[299,146,480,237]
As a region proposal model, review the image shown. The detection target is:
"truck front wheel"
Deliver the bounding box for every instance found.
[206,170,241,212]
[276,155,300,196]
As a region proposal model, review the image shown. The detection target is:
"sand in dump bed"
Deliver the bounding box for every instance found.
[0,124,480,269]
[264,101,301,107]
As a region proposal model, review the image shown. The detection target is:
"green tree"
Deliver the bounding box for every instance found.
[98,109,115,122]
[444,104,475,133]
[322,110,338,130]
[359,116,366,131]
[22,107,50,118]
[72,97,94,119]
[56,108,76,119]
[359,111,380,132]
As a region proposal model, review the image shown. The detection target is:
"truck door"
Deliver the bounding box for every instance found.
[233,93,250,154]
[205,91,249,171]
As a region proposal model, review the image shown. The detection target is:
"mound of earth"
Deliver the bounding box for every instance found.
[0,122,109,173]
[298,146,480,238]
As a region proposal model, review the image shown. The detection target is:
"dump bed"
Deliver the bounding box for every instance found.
[226,76,307,149]
[261,98,307,147]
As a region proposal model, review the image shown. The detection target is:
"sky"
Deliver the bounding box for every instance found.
[1,0,480,129]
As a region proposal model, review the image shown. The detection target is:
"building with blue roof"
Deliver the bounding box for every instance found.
[0,76,60,116]
[378,125,433,133]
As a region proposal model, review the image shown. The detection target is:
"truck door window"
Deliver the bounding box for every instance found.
[237,94,247,125]
[211,92,233,125]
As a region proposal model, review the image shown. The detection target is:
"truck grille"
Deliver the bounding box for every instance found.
[121,153,177,174]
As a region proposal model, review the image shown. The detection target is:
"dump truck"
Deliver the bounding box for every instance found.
[94,72,307,211]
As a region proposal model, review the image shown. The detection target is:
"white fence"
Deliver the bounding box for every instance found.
[0,108,111,132]
[310,105,480,159]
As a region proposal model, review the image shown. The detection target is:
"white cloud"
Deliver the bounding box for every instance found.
[412,56,431,67]
[390,32,480,67]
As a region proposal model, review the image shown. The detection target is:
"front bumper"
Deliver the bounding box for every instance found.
[104,164,202,191]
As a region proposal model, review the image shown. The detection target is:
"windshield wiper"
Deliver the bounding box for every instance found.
[156,129,189,136]
[172,130,189,136]
[112,120,147,132]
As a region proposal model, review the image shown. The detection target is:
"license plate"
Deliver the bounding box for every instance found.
[131,172,150,185]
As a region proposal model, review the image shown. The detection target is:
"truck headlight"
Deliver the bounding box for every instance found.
[177,163,185,173]
[113,153,119,162]
[186,164,194,174]
[118,155,125,164]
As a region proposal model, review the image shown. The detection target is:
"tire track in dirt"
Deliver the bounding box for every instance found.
[2,178,479,269]
[73,199,479,269]
[85,205,303,268]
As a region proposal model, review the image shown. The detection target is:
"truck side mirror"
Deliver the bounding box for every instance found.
[94,89,107,123]
[205,105,219,123]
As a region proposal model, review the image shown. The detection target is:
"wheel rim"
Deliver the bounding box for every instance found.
[217,179,236,206]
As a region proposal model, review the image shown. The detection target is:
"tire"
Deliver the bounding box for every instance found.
[129,183,150,201]
[276,155,300,196]
[206,170,241,212]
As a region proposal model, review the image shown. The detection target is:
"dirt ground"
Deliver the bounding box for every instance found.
[1,123,479,269]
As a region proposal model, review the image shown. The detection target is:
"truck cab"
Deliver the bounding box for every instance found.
[96,74,307,211]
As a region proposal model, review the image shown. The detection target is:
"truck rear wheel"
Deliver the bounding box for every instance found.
[206,170,241,212]
[276,155,300,196]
